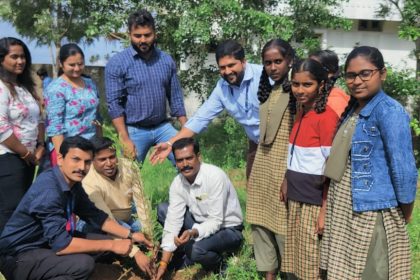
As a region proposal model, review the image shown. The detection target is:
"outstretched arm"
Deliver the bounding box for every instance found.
[150,126,196,164]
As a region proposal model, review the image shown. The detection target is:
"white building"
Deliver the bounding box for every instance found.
[315,0,415,70]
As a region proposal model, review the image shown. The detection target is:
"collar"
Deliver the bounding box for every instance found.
[53,166,77,193]
[180,163,203,188]
[129,45,158,60]
[359,90,386,117]
[221,62,253,87]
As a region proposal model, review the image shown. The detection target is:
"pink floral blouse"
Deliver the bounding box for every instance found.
[0,80,41,155]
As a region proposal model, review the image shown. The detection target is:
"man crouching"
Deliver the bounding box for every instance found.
[154,137,243,279]
[0,136,153,279]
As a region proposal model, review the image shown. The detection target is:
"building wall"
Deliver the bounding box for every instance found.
[317,19,416,70]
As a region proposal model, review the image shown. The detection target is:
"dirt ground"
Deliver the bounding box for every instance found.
[90,263,210,280]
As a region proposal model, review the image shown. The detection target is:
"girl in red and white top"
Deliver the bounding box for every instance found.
[281,58,339,279]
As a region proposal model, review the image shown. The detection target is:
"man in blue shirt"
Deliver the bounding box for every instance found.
[0,136,154,280]
[105,9,187,164]
[151,40,262,178]
[36,67,52,93]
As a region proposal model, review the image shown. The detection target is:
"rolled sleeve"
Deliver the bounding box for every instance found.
[378,106,418,204]
[185,87,225,134]
[105,58,126,119]
[45,86,66,137]
[167,59,186,117]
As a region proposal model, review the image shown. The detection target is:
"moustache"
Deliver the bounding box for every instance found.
[72,170,87,176]
[139,43,149,48]
[181,166,193,172]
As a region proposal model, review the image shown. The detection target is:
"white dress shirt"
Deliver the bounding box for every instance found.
[161,163,243,252]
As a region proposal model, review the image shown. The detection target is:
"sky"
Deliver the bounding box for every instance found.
[0,21,124,66]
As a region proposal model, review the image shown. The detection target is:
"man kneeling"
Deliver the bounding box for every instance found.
[154,138,243,279]
[0,136,153,279]
[78,136,150,234]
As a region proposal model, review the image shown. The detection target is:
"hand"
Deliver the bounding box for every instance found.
[21,151,37,166]
[174,229,193,247]
[120,136,137,160]
[149,142,172,165]
[34,146,45,164]
[110,239,132,256]
[132,232,154,250]
[134,251,154,278]
[154,264,167,280]
[280,179,287,202]
[315,207,326,235]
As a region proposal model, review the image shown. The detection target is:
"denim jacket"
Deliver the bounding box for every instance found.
[350,90,417,212]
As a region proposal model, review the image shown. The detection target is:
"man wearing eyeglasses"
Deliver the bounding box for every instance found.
[151,40,263,178]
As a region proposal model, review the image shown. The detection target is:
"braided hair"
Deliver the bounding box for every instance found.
[291,59,329,114]
[257,38,296,114]
[309,49,340,98]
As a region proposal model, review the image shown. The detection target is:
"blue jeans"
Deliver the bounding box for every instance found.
[127,122,178,164]
[157,202,243,271]
[76,218,141,234]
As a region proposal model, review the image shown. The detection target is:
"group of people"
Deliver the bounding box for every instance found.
[0,7,417,280]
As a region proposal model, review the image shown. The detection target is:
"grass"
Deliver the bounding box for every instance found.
[142,159,420,279]
[408,186,420,280]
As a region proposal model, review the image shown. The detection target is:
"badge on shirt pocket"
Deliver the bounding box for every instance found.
[195,193,208,201]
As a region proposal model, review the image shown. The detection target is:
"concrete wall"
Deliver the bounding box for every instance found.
[317,20,416,70]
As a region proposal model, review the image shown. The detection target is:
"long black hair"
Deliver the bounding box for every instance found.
[258,39,296,114]
[337,46,385,127]
[291,58,330,114]
[309,49,340,90]
[0,37,36,98]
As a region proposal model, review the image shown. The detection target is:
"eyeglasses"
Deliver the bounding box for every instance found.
[344,69,381,83]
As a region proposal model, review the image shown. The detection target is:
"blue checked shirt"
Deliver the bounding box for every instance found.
[105,46,186,126]
[185,63,263,143]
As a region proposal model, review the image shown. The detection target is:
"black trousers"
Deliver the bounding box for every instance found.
[0,153,35,232]
[0,249,95,280]
[157,202,243,271]
[0,233,115,280]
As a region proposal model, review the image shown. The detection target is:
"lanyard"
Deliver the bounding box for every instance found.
[229,82,250,113]
[66,192,76,235]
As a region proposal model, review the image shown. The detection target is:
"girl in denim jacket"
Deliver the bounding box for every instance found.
[320,46,417,280]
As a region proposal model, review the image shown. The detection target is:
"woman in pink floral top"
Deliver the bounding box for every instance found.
[45,43,102,165]
[0,37,45,232]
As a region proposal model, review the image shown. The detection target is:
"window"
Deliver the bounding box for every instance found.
[358,20,383,32]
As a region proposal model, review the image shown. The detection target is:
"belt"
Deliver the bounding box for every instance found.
[128,119,168,129]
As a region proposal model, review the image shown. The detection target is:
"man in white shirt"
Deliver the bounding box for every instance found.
[154,137,243,279]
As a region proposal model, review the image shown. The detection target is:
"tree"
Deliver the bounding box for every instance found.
[138,0,351,97]
[377,0,420,79]
[0,0,132,76]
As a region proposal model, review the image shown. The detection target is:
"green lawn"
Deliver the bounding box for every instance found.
[142,160,420,279]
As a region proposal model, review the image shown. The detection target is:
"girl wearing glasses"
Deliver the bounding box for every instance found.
[281,58,339,279]
[321,46,416,279]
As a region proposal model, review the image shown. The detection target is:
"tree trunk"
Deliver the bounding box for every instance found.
[54,42,61,78]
